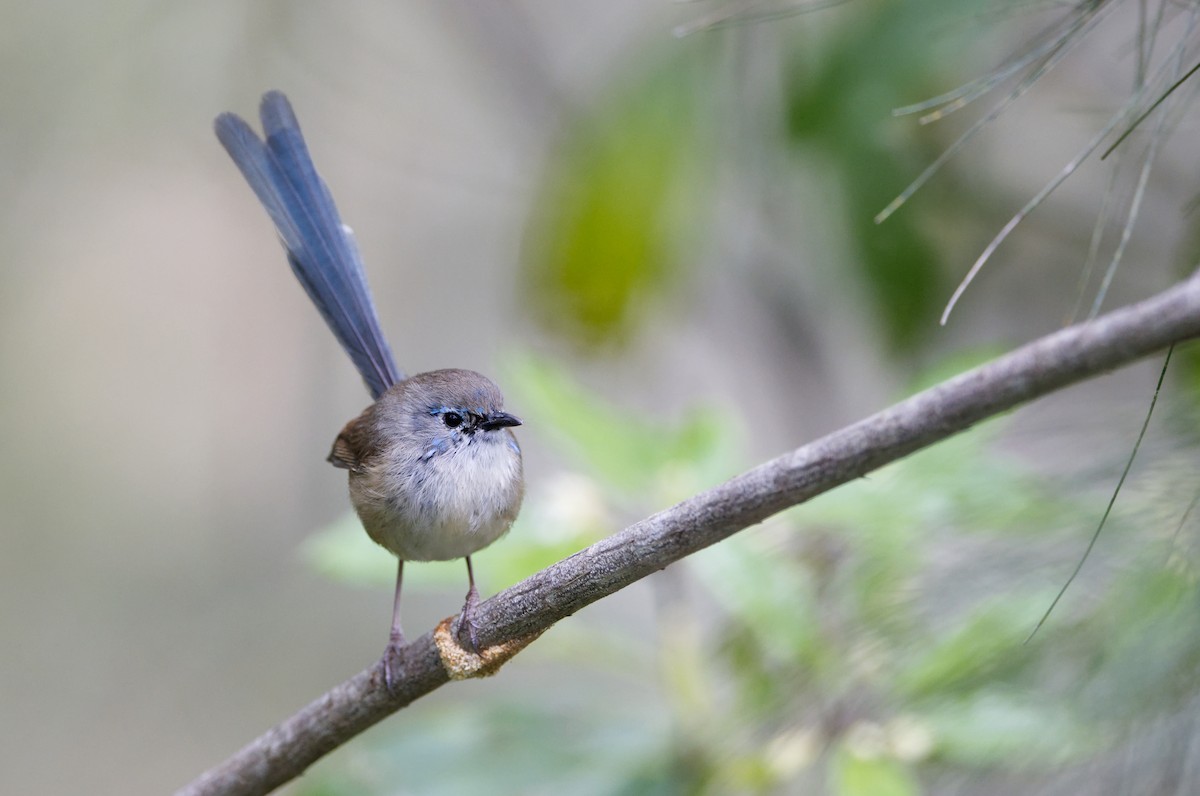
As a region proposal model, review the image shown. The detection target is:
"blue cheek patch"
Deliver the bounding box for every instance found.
[420,436,453,460]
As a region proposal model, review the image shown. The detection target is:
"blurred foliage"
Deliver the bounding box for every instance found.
[523,0,993,355]
[504,353,741,504]
[301,352,1200,794]
[298,696,676,796]
[831,746,920,796]
[521,43,710,349]
[298,2,1200,792]
[784,0,992,351]
[521,0,992,356]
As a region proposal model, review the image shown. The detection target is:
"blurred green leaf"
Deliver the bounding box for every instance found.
[296,696,674,796]
[1078,565,1200,719]
[693,537,821,670]
[832,745,920,796]
[801,415,1085,544]
[300,506,597,592]
[522,45,710,348]
[300,512,394,587]
[895,597,1050,700]
[505,352,739,503]
[922,691,1097,767]
[786,0,994,351]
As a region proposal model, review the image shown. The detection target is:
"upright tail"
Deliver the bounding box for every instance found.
[215,91,403,399]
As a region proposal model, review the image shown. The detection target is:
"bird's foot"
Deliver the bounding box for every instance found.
[381,629,406,693]
[455,585,481,653]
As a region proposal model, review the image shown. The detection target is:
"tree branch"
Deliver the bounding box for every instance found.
[177,272,1200,796]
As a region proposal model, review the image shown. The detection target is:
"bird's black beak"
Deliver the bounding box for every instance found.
[480,411,522,431]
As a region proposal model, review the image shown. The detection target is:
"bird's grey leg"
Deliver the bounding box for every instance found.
[457,556,481,653]
[382,559,406,691]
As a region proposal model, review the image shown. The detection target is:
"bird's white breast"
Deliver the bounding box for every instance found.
[351,433,523,561]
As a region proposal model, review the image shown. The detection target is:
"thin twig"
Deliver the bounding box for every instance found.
[875,1,1113,225]
[1101,58,1200,160]
[1025,344,1174,644]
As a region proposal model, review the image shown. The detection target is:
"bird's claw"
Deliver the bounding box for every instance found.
[456,585,481,654]
[382,631,406,693]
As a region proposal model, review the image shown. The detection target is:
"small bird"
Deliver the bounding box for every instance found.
[214,91,524,687]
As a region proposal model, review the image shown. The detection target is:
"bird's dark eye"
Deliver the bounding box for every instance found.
[443,411,463,428]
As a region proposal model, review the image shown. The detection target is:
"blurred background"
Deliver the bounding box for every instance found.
[3,1,1200,794]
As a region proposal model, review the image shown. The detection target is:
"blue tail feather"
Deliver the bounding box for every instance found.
[215,91,402,399]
